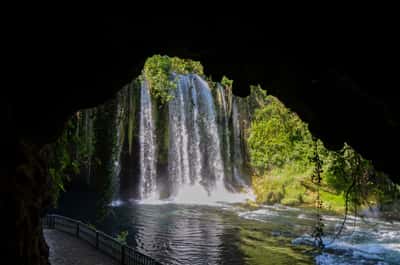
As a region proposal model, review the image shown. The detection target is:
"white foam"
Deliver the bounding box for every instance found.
[109,199,124,207]
[298,213,312,220]
[352,250,383,260]
[262,204,300,211]
[238,208,280,223]
[315,253,351,265]
[292,231,400,264]
[137,183,255,206]
[292,235,315,246]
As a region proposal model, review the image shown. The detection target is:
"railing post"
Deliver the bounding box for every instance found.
[96,231,99,249]
[40,214,161,265]
[76,221,80,238]
[121,245,125,265]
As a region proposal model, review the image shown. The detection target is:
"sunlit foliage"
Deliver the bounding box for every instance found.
[143,55,203,104]
[247,86,399,214]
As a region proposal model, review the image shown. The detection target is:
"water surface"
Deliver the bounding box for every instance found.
[54,194,400,265]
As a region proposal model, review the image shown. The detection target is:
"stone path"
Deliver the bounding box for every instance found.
[44,229,117,265]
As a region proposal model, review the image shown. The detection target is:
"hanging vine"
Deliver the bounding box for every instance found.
[310,137,325,250]
[324,145,364,246]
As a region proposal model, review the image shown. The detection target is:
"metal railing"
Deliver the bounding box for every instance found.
[42,214,162,265]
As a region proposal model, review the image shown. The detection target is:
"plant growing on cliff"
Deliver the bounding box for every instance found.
[143,55,203,104]
[248,95,313,173]
[48,119,82,205]
[93,98,121,220]
[246,85,399,214]
[221,76,233,89]
[324,144,400,216]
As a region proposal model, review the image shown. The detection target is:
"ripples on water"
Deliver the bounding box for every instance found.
[59,194,399,265]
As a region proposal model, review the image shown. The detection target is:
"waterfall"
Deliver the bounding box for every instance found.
[167,74,228,201]
[188,76,203,185]
[168,75,191,189]
[72,73,253,204]
[217,84,232,184]
[113,74,253,203]
[217,84,230,158]
[193,76,225,188]
[232,98,246,187]
[139,81,158,199]
[112,91,127,200]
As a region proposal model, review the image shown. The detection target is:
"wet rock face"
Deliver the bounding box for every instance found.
[6,142,52,265]
[3,14,399,264]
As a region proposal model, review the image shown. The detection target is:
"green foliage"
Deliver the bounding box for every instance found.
[170,56,203,74]
[247,85,268,113]
[247,90,316,206]
[325,144,359,193]
[324,144,399,212]
[88,223,96,230]
[252,165,311,205]
[221,76,233,89]
[76,110,96,169]
[319,190,345,212]
[93,99,120,220]
[49,100,120,217]
[116,230,129,244]
[143,55,203,104]
[48,118,85,205]
[246,87,398,213]
[248,95,313,173]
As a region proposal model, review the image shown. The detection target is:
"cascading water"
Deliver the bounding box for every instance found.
[168,75,192,190]
[191,75,225,189]
[139,81,158,200]
[68,71,255,205]
[188,76,203,185]
[167,75,228,202]
[111,91,128,200]
[216,84,232,183]
[81,72,254,204]
[134,74,252,204]
[231,98,246,187]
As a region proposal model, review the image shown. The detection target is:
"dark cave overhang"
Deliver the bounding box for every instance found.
[6,15,399,183]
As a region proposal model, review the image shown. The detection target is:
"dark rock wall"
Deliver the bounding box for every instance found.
[7,142,52,265]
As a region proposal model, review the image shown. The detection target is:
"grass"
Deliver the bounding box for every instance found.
[251,164,347,214]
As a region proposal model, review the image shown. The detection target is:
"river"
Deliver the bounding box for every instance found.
[53,192,400,265]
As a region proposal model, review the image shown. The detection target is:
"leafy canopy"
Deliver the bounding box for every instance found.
[248,95,313,173]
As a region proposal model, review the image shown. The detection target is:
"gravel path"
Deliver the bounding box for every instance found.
[44,229,117,265]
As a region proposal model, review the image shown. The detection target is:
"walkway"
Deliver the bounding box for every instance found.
[44,229,118,265]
